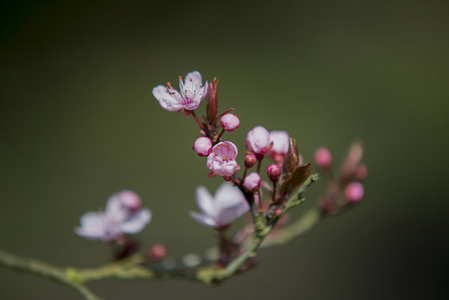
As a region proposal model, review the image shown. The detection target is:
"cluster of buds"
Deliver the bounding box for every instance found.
[314,143,367,215]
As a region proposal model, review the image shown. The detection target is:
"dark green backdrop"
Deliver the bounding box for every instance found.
[1,0,448,299]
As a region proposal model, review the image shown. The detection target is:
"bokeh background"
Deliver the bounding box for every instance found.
[1,0,448,299]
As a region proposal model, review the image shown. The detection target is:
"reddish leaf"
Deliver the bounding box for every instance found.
[282,138,299,182]
[280,163,311,193]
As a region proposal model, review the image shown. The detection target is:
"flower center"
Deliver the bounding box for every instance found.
[213,142,237,163]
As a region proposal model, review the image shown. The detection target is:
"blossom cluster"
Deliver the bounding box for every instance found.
[74,71,366,268]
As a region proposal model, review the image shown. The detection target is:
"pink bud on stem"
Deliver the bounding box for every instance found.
[220,114,240,132]
[314,147,332,169]
[246,126,271,158]
[243,172,261,192]
[345,182,364,203]
[193,137,213,157]
[147,244,167,261]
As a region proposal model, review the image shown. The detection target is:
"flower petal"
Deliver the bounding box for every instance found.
[152,85,183,111]
[195,186,216,217]
[216,205,247,226]
[75,212,107,240]
[120,209,152,234]
[105,193,126,221]
[189,211,217,228]
[185,71,203,88]
[215,183,248,209]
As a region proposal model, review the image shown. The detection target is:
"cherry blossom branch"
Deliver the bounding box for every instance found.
[0,175,320,298]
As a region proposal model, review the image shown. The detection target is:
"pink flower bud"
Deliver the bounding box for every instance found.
[355,164,368,180]
[246,126,270,155]
[345,182,364,203]
[243,172,261,191]
[147,244,167,261]
[244,152,257,168]
[193,137,212,157]
[220,114,240,132]
[267,164,282,183]
[314,147,332,169]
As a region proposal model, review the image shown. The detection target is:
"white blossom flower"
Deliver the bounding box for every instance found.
[75,190,151,242]
[190,183,249,229]
[152,71,208,112]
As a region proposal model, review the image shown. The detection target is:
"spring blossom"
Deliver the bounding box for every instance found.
[152,71,208,112]
[207,141,240,177]
[75,190,151,242]
[190,183,249,228]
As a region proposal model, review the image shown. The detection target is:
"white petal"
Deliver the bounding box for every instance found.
[185,71,203,88]
[120,209,151,234]
[189,211,217,228]
[216,205,247,226]
[183,100,201,111]
[214,183,249,225]
[215,183,246,206]
[152,85,183,111]
[195,186,216,217]
[75,212,107,239]
[269,130,289,154]
[105,193,126,221]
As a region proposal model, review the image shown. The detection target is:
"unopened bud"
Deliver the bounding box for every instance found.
[246,126,270,155]
[267,164,282,182]
[244,152,257,168]
[345,182,364,203]
[147,244,167,261]
[220,114,240,132]
[314,147,332,169]
[243,172,261,191]
[193,137,212,157]
[354,164,368,180]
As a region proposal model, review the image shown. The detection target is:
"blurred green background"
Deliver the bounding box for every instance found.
[1,0,448,299]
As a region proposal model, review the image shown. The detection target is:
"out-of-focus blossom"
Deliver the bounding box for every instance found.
[267,131,289,163]
[190,183,249,229]
[206,141,240,177]
[220,114,240,132]
[345,182,364,202]
[243,172,261,191]
[193,137,212,157]
[267,164,282,183]
[314,147,332,169]
[152,71,208,112]
[246,126,271,156]
[75,190,151,242]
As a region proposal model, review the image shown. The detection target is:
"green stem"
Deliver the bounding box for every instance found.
[0,175,320,296]
[0,249,101,300]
